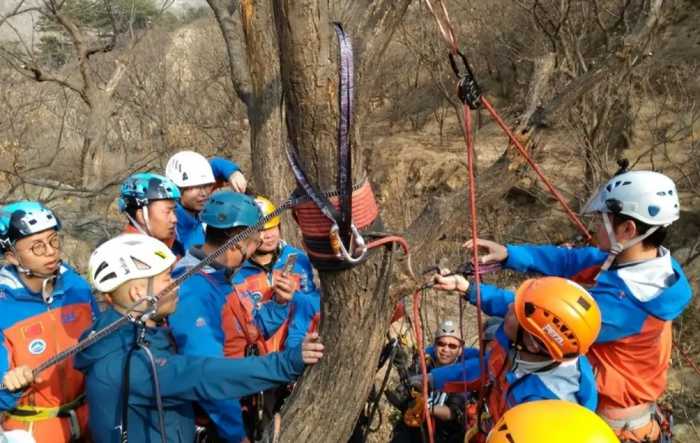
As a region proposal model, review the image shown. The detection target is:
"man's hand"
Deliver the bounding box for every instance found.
[463,238,508,264]
[2,365,35,392]
[301,333,324,365]
[228,171,247,193]
[273,274,295,303]
[432,269,470,293]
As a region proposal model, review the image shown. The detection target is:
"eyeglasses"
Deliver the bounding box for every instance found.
[26,235,61,256]
[436,341,460,350]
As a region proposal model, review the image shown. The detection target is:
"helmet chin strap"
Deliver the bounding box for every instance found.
[126,208,153,237]
[10,245,59,303]
[597,212,660,275]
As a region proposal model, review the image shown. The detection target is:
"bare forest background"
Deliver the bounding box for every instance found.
[1,0,699,442]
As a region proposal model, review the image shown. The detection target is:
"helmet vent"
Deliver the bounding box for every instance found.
[524,302,536,316]
[99,272,117,284]
[577,296,591,311]
[130,256,152,271]
[93,261,109,279]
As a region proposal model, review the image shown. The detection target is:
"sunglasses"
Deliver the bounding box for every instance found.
[436,341,460,350]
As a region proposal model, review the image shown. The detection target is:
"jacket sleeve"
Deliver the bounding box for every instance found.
[430,352,487,391]
[465,283,514,317]
[504,244,607,277]
[127,345,305,407]
[283,253,321,348]
[285,291,321,349]
[0,333,21,411]
[254,301,289,339]
[209,157,240,181]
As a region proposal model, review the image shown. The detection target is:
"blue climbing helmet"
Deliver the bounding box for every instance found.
[0,201,61,252]
[118,172,181,212]
[200,190,261,229]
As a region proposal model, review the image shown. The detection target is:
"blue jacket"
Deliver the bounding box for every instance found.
[175,157,240,252]
[230,242,320,351]
[430,327,598,416]
[168,249,287,441]
[498,244,693,409]
[74,308,305,443]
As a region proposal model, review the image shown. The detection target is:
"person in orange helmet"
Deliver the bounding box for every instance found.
[419,276,601,438]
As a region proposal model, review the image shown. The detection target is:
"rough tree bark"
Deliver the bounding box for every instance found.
[208,2,418,438]
[266,1,411,442]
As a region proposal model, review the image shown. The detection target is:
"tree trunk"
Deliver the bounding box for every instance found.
[260,1,410,441]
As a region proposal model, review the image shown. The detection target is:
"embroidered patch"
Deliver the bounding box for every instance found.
[23,322,44,339]
[28,338,47,355]
[61,312,78,324]
[195,317,207,328]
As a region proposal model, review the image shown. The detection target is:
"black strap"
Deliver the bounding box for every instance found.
[334,22,354,248]
[119,325,167,443]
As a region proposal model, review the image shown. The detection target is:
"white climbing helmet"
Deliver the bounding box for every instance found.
[88,234,176,293]
[582,170,680,226]
[434,320,463,342]
[165,150,215,188]
[582,170,680,273]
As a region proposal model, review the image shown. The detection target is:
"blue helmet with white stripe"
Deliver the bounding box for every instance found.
[118,172,181,212]
[0,201,61,252]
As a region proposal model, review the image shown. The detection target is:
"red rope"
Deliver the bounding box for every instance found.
[463,105,489,431]
[412,289,435,443]
[293,181,379,238]
[480,97,592,242]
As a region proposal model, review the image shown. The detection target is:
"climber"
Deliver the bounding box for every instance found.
[222,196,320,439]
[463,170,692,442]
[168,191,289,442]
[119,172,185,256]
[0,201,97,442]
[388,320,466,443]
[73,234,323,443]
[419,276,601,437]
[165,150,248,251]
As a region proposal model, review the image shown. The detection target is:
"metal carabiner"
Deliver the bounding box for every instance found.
[329,223,368,264]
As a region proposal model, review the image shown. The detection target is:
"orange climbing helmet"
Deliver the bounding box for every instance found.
[254,196,281,230]
[514,277,601,361]
[486,400,619,443]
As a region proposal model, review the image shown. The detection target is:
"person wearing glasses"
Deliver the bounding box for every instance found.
[0,201,97,442]
[168,191,290,443]
[420,276,601,440]
[388,320,467,443]
[459,171,692,442]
